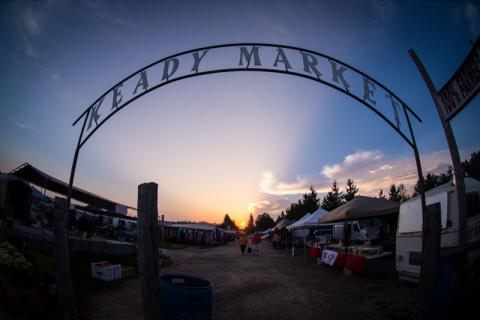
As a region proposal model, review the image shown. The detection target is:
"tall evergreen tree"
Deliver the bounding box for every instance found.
[255,213,275,231]
[321,180,344,211]
[246,213,255,234]
[413,167,453,196]
[462,151,480,180]
[220,214,237,230]
[344,178,359,202]
[389,183,410,202]
[302,185,320,214]
[276,211,285,223]
[398,184,410,201]
[388,183,400,201]
[284,186,321,220]
[377,188,386,199]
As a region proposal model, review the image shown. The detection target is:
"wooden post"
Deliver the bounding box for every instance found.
[409,49,467,318]
[409,49,467,255]
[54,197,77,320]
[161,214,165,247]
[420,203,442,319]
[137,182,161,320]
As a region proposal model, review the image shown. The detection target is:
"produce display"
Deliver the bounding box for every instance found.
[0,242,33,274]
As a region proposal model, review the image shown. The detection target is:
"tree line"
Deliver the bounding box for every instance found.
[221,151,480,233]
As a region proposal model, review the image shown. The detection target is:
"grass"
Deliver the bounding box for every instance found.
[70,252,138,316]
[161,241,223,250]
[23,249,177,319]
[25,250,55,283]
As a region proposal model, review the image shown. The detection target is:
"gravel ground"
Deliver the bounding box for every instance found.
[89,242,419,320]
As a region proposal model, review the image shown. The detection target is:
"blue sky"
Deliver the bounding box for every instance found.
[0,0,479,224]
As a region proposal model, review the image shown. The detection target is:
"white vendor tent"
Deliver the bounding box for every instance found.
[288,208,329,229]
[287,208,330,257]
[286,213,312,230]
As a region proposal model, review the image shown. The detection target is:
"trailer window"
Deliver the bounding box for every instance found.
[467,192,480,218]
[409,251,422,266]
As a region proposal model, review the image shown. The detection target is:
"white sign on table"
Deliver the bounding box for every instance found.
[321,249,339,266]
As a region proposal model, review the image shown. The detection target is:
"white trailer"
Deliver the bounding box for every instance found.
[396,177,480,283]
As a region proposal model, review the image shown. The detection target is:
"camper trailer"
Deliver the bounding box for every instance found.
[396,177,480,283]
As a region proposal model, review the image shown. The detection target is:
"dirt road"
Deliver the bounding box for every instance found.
[90,242,418,319]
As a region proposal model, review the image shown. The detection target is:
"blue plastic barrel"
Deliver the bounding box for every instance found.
[159,274,213,320]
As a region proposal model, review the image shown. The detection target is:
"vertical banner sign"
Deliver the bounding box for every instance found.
[438,38,480,121]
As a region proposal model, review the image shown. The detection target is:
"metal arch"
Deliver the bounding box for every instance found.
[78,67,416,150]
[67,42,425,207]
[73,42,421,126]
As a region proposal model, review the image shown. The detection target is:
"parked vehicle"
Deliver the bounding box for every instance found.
[396,177,480,283]
[332,221,368,242]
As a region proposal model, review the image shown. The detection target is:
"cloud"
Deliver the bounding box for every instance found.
[320,148,480,196]
[369,164,397,174]
[13,119,34,130]
[322,150,384,179]
[369,0,395,24]
[259,171,315,196]
[38,66,62,82]
[246,197,293,217]
[247,200,271,213]
[251,146,479,217]
[20,6,42,36]
[13,0,66,58]
[465,1,480,36]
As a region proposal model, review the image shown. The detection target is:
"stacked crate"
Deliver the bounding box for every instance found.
[91,261,122,281]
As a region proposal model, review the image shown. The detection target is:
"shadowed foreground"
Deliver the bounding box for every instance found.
[90,242,418,320]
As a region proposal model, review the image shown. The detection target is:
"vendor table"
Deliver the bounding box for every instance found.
[320,248,392,273]
[308,247,322,258]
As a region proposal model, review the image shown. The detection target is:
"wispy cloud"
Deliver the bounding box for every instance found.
[369,0,395,24]
[246,197,293,217]
[13,0,66,59]
[259,171,316,196]
[13,119,35,130]
[252,147,479,216]
[322,150,384,180]
[465,1,480,37]
[38,66,62,82]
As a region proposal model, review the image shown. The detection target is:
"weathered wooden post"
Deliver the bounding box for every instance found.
[161,214,165,247]
[54,197,77,319]
[420,203,442,319]
[137,182,161,320]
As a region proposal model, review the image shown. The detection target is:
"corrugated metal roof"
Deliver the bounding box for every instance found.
[10,163,133,212]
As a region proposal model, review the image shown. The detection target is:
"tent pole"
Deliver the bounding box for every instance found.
[291,228,293,256]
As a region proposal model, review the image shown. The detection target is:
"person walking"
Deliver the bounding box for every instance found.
[239,234,247,255]
[252,232,262,255]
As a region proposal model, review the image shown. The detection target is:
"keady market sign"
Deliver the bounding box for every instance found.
[74,44,421,148]
[438,39,480,121]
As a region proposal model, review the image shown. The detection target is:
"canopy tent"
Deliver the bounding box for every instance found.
[318,196,399,224]
[287,208,330,257]
[288,208,329,229]
[272,219,296,231]
[260,228,273,235]
[286,213,312,230]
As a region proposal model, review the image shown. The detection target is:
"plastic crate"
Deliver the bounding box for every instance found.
[121,266,135,279]
[91,261,122,281]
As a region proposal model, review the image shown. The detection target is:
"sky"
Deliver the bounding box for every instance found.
[1,0,479,225]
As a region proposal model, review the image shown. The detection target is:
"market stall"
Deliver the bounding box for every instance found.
[317,196,399,274]
[286,208,330,256]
